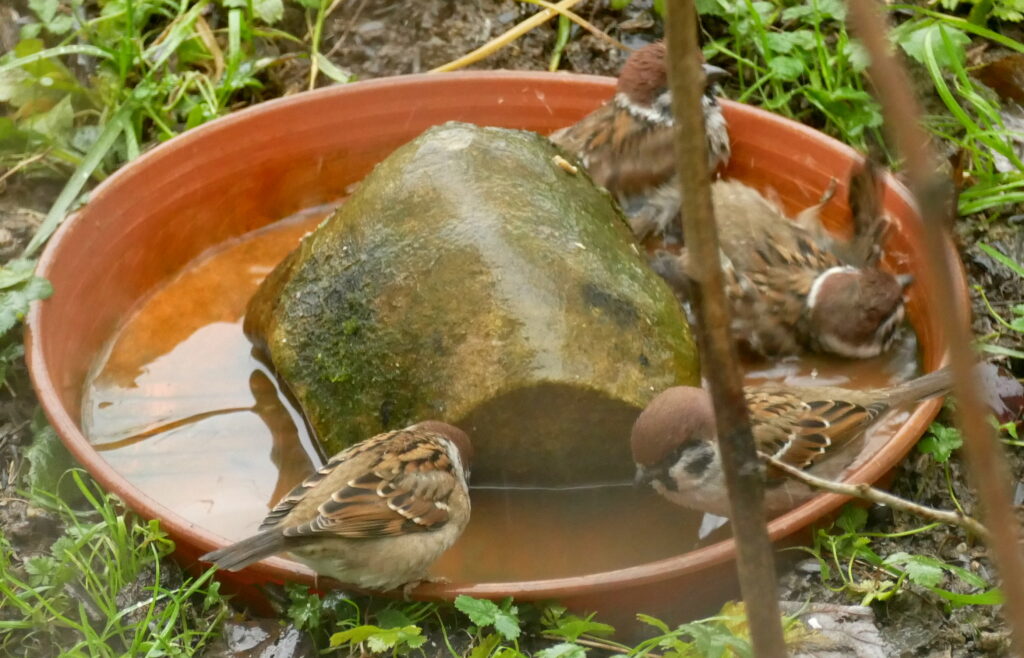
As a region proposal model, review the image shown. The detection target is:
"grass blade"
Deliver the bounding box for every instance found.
[978,243,1024,278]
[24,106,130,257]
[0,45,113,74]
[890,5,1024,55]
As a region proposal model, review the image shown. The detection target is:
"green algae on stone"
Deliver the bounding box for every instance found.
[245,122,698,486]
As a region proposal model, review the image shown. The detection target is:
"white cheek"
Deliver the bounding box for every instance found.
[703,98,726,130]
[662,451,730,514]
[615,92,673,125]
[667,461,696,489]
[652,479,693,509]
[441,439,468,485]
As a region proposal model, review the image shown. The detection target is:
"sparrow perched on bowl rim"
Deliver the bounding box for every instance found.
[630,367,953,517]
[549,41,730,241]
[661,161,911,360]
[199,420,472,594]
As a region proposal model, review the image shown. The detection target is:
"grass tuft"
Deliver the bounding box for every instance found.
[0,470,229,656]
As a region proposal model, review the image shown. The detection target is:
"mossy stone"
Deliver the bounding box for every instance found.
[246,122,698,486]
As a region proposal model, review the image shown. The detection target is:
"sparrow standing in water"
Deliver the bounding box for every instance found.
[630,367,952,517]
[549,42,730,241]
[662,162,910,359]
[200,421,472,594]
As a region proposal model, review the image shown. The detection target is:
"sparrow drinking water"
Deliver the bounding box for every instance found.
[630,367,952,517]
[200,421,472,594]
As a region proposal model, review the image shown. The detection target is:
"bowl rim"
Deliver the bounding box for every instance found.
[25,70,956,601]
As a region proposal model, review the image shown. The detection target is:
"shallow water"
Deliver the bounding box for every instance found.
[82,205,920,583]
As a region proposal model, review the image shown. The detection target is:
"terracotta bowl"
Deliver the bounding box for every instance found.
[26,72,961,627]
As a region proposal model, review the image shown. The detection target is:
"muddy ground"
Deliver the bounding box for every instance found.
[2,0,1023,656]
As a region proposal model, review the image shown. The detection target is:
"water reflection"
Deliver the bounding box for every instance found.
[81,207,922,582]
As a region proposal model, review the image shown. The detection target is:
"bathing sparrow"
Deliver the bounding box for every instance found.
[200,421,472,594]
[549,41,730,241]
[662,162,910,359]
[631,367,953,517]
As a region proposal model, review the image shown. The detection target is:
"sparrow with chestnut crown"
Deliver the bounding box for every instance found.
[549,41,730,241]
[200,421,472,594]
[631,367,952,517]
[658,161,910,359]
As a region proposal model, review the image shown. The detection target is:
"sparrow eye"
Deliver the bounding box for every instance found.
[673,439,714,476]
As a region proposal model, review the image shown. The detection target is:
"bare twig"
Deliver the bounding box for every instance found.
[325,0,368,58]
[847,0,1024,645]
[0,151,51,186]
[517,0,630,52]
[765,456,991,542]
[540,633,640,655]
[429,0,586,73]
[664,1,788,655]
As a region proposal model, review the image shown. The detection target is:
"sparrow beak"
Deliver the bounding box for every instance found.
[634,465,654,489]
[702,63,730,86]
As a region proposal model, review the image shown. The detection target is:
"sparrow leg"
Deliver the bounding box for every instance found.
[396,575,446,601]
[400,580,421,601]
[398,574,451,600]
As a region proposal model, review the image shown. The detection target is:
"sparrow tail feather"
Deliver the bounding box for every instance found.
[200,529,288,572]
[886,366,954,405]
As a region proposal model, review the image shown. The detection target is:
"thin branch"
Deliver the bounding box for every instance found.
[517,0,630,53]
[664,1,787,655]
[0,151,51,186]
[540,634,642,655]
[429,0,586,73]
[765,456,991,542]
[847,0,1024,645]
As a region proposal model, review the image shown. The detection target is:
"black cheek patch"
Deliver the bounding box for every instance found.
[657,472,678,492]
[683,447,714,476]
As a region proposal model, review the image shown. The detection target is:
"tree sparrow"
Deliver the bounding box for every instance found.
[200,421,472,594]
[631,367,953,517]
[663,162,910,359]
[549,41,730,241]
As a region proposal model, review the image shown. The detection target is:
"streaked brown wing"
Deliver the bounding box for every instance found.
[748,388,886,472]
[275,429,460,540]
[258,440,377,532]
[550,105,674,196]
[591,111,674,195]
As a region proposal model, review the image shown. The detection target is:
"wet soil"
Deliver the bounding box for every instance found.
[1,0,1022,655]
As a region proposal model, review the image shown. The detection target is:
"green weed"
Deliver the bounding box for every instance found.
[0,470,229,656]
[918,420,969,517]
[898,17,1024,215]
[698,0,884,151]
[974,243,1024,359]
[0,0,324,359]
[288,586,810,657]
[699,2,1024,223]
[936,0,1024,24]
[0,259,51,388]
[0,0,297,256]
[796,506,1002,609]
